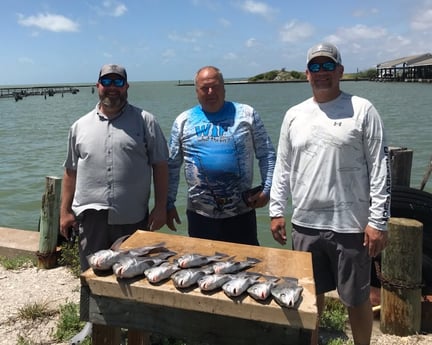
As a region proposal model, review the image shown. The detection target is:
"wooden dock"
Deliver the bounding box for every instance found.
[0,84,94,101]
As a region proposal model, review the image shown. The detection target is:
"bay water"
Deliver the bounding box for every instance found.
[1,81,431,248]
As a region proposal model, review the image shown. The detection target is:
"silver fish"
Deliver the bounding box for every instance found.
[198,274,233,292]
[247,276,279,301]
[86,249,125,270]
[113,251,176,279]
[144,262,181,283]
[176,252,228,268]
[212,257,261,274]
[86,241,168,271]
[222,273,261,297]
[171,266,214,288]
[271,277,303,308]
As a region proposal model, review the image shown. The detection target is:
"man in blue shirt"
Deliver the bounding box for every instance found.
[167,66,275,245]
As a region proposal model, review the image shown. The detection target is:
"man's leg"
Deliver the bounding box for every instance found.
[348,299,373,345]
[310,293,325,345]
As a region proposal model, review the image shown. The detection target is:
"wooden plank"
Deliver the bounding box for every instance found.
[82,231,317,330]
[92,324,121,345]
[89,295,312,345]
[0,227,39,258]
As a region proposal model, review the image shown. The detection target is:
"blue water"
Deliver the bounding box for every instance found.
[1,81,431,248]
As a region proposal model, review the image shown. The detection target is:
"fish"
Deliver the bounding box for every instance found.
[176,252,228,268]
[86,241,168,271]
[86,249,124,271]
[171,266,214,288]
[270,277,304,308]
[144,262,181,283]
[212,257,261,274]
[112,251,176,279]
[247,276,279,301]
[197,273,233,292]
[222,273,261,297]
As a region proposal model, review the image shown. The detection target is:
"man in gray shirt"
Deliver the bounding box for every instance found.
[60,63,169,271]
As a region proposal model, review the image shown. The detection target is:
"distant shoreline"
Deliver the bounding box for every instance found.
[176,78,369,86]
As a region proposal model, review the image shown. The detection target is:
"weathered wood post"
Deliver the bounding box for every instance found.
[380,217,423,336]
[37,176,61,269]
[389,146,413,186]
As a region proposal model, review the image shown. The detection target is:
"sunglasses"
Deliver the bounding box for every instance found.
[99,78,126,87]
[307,61,337,73]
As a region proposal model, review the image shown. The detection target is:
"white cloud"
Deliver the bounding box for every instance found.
[411,7,432,30]
[326,24,387,44]
[239,0,278,20]
[17,13,79,32]
[245,38,258,47]
[352,7,379,17]
[168,31,203,43]
[162,49,176,59]
[101,1,127,17]
[280,20,314,43]
[161,49,176,64]
[346,24,386,39]
[219,18,231,28]
[223,52,238,60]
[18,57,34,64]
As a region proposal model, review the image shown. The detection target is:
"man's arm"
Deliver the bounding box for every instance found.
[148,160,168,230]
[60,168,77,239]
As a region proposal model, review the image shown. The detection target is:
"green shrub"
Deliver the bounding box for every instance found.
[54,302,91,344]
[320,297,348,331]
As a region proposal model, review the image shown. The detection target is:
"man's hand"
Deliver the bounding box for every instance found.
[166,207,181,231]
[247,191,269,209]
[363,224,388,257]
[148,206,167,231]
[59,211,76,240]
[270,217,287,245]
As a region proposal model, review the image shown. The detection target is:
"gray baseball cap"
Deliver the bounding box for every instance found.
[307,43,342,65]
[99,64,127,80]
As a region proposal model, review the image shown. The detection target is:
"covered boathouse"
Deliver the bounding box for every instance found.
[375,53,432,82]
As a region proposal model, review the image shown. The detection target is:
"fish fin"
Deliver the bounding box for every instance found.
[214,251,229,258]
[110,235,131,250]
[281,276,299,285]
[246,257,261,264]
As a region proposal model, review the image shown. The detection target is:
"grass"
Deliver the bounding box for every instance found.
[17,301,57,321]
[0,255,36,270]
[54,302,91,345]
[57,240,81,277]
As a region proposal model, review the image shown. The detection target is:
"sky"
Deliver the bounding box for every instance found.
[2,0,432,85]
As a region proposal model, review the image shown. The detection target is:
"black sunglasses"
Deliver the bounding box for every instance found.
[99,78,126,87]
[308,61,337,73]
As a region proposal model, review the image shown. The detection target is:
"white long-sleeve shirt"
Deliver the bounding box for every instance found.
[269,92,391,233]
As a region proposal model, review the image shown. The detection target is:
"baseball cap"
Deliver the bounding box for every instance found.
[99,64,127,80]
[307,43,342,65]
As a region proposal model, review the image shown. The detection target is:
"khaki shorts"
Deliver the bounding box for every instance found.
[292,224,371,307]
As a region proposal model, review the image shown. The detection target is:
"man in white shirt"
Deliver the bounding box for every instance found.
[269,43,391,345]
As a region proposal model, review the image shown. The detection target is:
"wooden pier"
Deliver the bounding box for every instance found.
[0,84,94,101]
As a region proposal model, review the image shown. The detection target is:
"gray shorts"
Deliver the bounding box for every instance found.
[292,224,371,307]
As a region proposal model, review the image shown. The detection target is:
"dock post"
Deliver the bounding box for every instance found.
[380,217,423,336]
[37,176,61,269]
[389,147,413,186]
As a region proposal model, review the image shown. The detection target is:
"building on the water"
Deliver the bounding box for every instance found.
[376,53,432,82]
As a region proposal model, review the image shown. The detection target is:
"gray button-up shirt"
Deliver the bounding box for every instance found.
[64,102,168,224]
